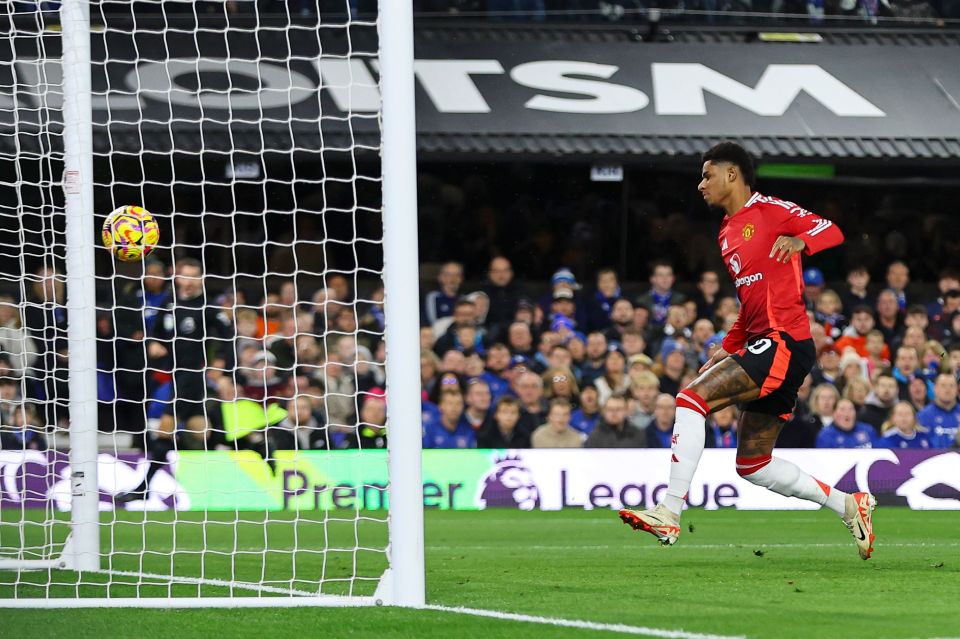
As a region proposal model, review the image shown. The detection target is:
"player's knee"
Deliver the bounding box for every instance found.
[675,389,709,417]
[735,454,772,478]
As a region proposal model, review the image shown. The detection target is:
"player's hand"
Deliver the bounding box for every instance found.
[698,347,730,374]
[769,236,806,263]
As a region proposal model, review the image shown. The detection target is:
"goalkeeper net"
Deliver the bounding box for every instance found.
[0,0,423,607]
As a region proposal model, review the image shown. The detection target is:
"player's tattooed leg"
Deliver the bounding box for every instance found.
[685,356,760,413]
[736,411,786,459]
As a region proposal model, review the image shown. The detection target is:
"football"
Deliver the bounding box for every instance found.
[101,205,160,262]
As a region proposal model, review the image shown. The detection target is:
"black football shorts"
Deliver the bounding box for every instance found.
[730,330,816,421]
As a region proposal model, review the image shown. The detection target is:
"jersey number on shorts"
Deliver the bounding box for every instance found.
[747,338,773,355]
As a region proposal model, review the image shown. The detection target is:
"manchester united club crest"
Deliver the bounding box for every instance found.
[742,223,755,241]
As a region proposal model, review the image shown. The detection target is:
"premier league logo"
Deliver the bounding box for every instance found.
[477,453,540,510]
[896,452,960,509]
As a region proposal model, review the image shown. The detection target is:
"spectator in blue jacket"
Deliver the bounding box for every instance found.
[422,391,475,449]
[585,268,623,333]
[539,268,588,329]
[433,298,483,357]
[580,332,608,384]
[892,346,933,401]
[816,399,876,449]
[422,261,463,328]
[917,373,960,448]
[635,261,686,328]
[479,343,512,402]
[706,406,738,449]
[879,402,932,449]
[570,383,600,436]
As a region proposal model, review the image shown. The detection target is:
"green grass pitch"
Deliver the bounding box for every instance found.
[1,508,958,638]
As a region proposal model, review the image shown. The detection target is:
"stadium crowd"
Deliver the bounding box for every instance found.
[411,0,956,23]
[414,257,960,451]
[1,252,959,456]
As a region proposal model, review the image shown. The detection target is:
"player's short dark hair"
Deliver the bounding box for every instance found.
[702,141,756,189]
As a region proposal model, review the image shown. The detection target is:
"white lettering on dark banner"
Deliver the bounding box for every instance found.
[651,63,885,117]
[6,59,885,118]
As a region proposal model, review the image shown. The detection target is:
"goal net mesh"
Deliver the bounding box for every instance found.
[0,1,391,602]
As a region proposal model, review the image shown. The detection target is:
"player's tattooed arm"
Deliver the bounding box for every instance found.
[687,356,760,412]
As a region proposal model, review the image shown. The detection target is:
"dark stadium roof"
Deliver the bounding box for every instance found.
[87,131,960,163]
[416,133,960,162]
[417,23,960,47]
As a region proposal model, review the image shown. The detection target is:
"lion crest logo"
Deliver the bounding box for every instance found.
[477,453,540,511]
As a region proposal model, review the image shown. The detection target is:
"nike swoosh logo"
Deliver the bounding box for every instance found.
[855,522,866,541]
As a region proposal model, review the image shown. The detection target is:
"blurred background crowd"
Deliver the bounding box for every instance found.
[412,256,960,451]
[1,247,958,456]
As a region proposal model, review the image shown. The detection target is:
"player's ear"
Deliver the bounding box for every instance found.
[727,165,738,184]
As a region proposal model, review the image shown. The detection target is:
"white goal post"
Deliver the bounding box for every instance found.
[0,0,423,608]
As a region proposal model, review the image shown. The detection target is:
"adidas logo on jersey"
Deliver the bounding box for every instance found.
[734,273,764,288]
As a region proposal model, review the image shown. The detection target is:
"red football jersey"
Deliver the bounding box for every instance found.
[719,192,844,353]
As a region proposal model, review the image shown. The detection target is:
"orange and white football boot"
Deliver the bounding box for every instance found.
[619,504,681,546]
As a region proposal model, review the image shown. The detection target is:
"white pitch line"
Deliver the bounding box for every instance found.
[428,542,960,551]
[425,605,745,639]
[99,568,320,597]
